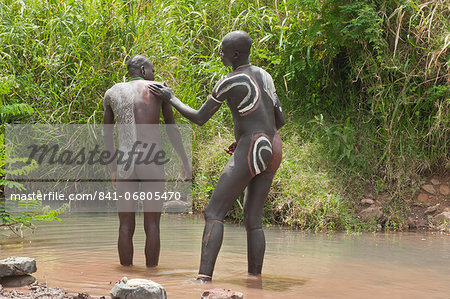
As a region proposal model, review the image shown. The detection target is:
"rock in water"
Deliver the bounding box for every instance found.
[0,275,36,287]
[163,200,189,213]
[110,278,166,299]
[0,257,37,277]
[201,288,244,299]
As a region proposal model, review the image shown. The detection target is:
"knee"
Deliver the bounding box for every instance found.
[119,222,135,236]
[244,215,262,232]
[144,222,160,234]
[204,206,224,222]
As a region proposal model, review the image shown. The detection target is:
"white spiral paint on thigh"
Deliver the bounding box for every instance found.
[253,136,272,175]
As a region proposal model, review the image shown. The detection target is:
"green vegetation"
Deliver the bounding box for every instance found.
[1,200,66,238]
[0,102,66,237]
[1,0,448,231]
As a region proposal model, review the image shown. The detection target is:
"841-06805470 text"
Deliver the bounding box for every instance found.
[8,191,182,201]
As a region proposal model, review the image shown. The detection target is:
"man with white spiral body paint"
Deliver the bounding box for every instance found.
[149,31,285,282]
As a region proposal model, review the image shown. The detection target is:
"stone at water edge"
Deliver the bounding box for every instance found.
[424,205,439,215]
[0,275,36,287]
[74,292,91,299]
[359,206,383,221]
[110,277,166,299]
[163,200,190,213]
[432,212,450,224]
[0,257,37,278]
[201,288,244,299]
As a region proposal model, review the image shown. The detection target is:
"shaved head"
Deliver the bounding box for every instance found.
[127,55,153,73]
[127,55,155,80]
[220,31,252,69]
[221,30,252,56]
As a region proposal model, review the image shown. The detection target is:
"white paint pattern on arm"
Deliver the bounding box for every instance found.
[260,69,278,106]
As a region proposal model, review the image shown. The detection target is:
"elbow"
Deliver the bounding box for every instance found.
[194,119,206,126]
[183,111,208,126]
[192,115,207,126]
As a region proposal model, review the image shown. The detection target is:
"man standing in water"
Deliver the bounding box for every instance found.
[149,31,284,281]
[103,55,190,267]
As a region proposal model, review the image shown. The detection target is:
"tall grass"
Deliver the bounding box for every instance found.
[1,0,448,230]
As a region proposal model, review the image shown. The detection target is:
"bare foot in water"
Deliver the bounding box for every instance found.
[246,275,263,289]
[146,264,158,268]
[197,274,212,282]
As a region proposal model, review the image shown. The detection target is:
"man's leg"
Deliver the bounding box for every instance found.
[143,211,161,267]
[137,162,165,267]
[118,211,136,266]
[198,153,253,280]
[142,181,164,268]
[243,172,274,275]
[117,179,139,266]
[244,131,282,275]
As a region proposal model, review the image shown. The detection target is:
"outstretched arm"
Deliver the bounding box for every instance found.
[264,72,285,130]
[149,82,222,126]
[161,100,192,180]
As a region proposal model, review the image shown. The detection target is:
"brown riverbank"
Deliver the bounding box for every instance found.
[0,283,102,299]
[353,173,450,232]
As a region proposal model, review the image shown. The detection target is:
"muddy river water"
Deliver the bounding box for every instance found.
[0,213,449,298]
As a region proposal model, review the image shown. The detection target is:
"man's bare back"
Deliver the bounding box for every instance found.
[123,80,163,125]
[103,55,189,267]
[105,80,169,145]
[211,64,282,142]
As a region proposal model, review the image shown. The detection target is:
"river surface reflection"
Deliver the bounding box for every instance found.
[0,213,449,298]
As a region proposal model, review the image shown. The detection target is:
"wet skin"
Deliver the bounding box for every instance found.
[149,31,285,280]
